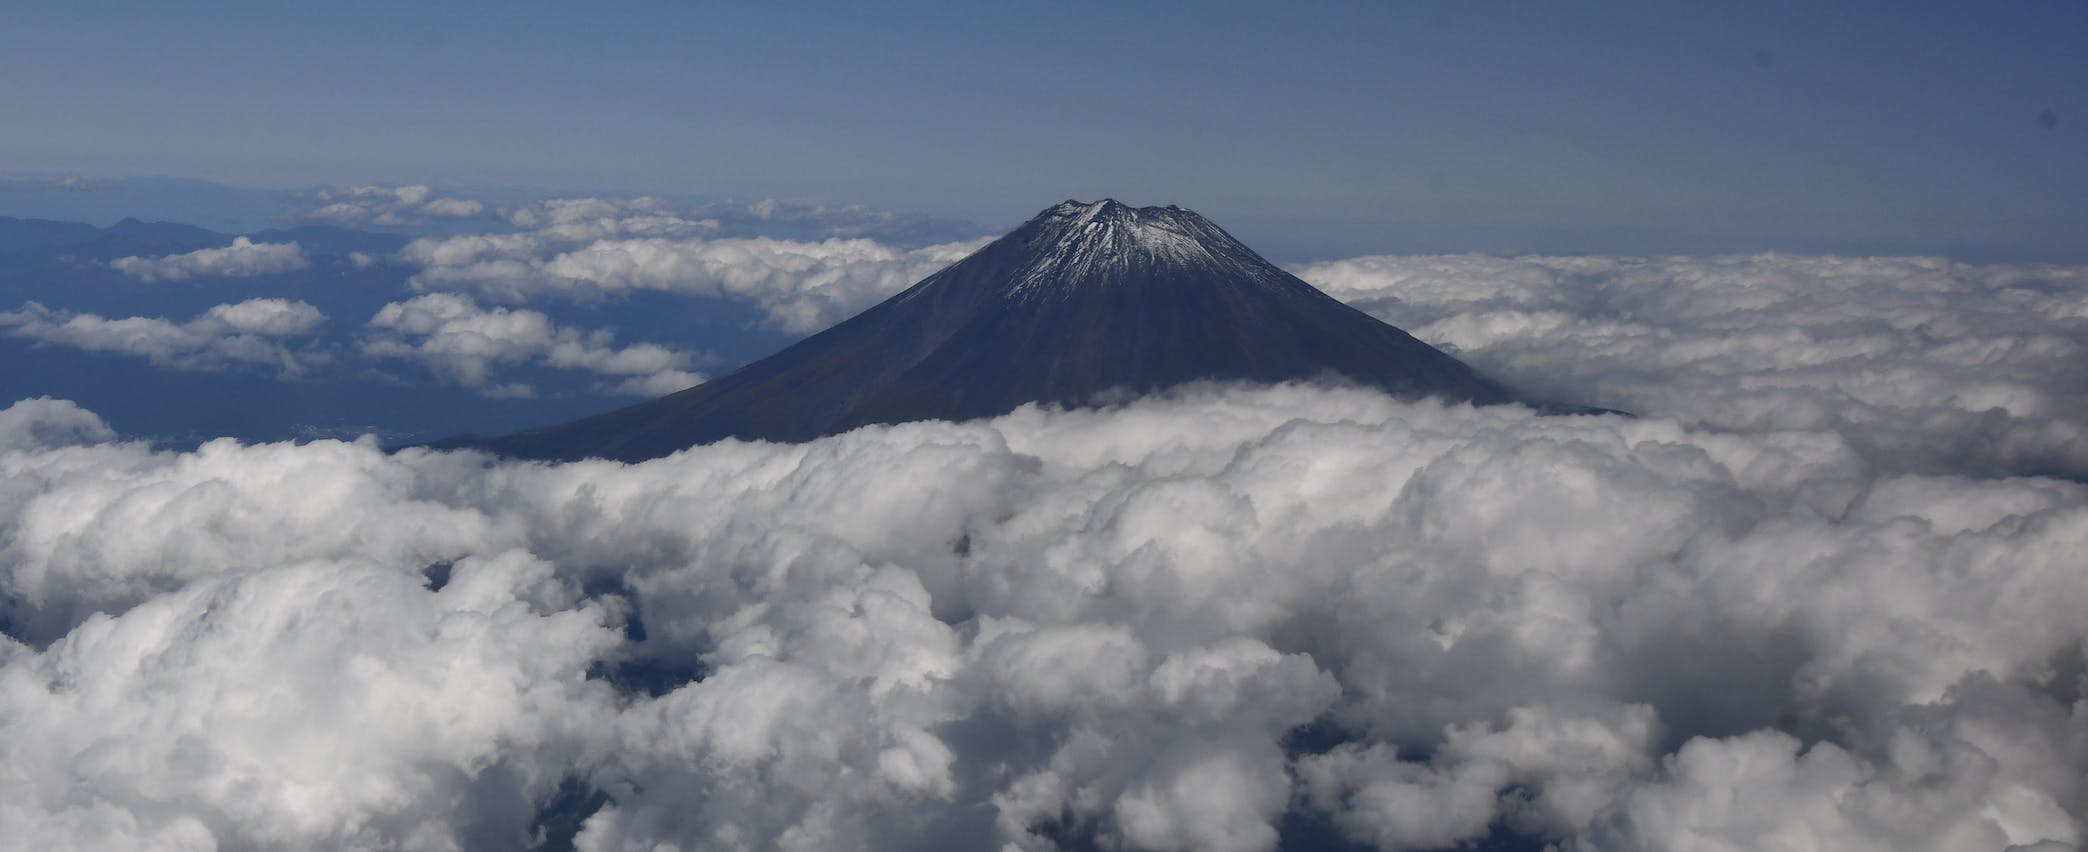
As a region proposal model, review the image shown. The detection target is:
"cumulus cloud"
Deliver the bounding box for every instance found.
[0,398,114,452]
[292,185,493,228]
[1294,253,2088,479]
[0,298,325,376]
[1,374,2084,850]
[361,293,703,396]
[0,548,621,850]
[396,196,988,333]
[109,237,310,282]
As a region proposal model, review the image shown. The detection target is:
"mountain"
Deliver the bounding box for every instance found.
[0,214,408,262]
[0,176,296,234]
[83,218,240,257]
[438,200,1598,462]
[0,216,103,254]
[0,216,247,260]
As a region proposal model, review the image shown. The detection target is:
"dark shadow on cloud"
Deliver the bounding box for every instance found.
[527,778,612,852]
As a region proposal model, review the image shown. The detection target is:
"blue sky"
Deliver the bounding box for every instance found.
[4,1,2085,258]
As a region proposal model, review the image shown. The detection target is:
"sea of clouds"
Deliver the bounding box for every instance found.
[3,199,2087,850]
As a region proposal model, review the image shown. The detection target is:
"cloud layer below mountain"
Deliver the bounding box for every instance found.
[2,247,2087,851]
[2,375,2084,850]
[1296,252,2088,479]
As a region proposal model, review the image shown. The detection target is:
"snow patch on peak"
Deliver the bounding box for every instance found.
[1044,199,1138,229]
[1006,200,1281,299]
[1049,198,1174,218]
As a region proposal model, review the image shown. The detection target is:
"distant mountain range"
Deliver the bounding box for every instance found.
[0,215,404,259]
[440,200,1609,461]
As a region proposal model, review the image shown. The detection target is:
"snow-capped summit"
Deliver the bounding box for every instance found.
[438,200,1601,461]
[993,200,1287,300]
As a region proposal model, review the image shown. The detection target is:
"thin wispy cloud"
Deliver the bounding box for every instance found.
[292,184,492,228]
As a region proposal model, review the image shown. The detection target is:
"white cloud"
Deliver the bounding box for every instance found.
[361,293,704,396]
[495,195,965,245]
[603,369,704,398]
[394,196,987,333]
[0,398,114,453]
[1298,703,1660,848]
[0,298,325,376]
[109,237,310,282]
[419,196,486,218]
[1293,253,2088,479]
[293,185,493,228]
[202,298,328,335]
[0,550,621,850]
[405,232,983,334]
[555,236,986,333]
[497,195,711,236]
[45,175,101,192]
[0,373,2084,850]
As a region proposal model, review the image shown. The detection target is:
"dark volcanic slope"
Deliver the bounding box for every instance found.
[440,200,1551,462]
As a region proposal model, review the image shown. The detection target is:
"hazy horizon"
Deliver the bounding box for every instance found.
[6,1,2085,261]
[8,172,2088,266]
